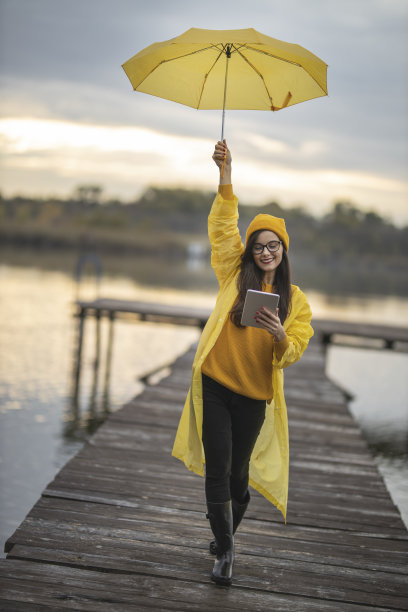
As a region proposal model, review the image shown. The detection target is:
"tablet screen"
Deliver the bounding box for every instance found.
[240,289,280,328]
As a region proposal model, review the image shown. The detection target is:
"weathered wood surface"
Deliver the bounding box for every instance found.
[1,338,407,611]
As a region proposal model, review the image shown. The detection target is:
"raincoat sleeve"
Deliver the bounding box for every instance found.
[208,188,244,288]
[272,286,314,369]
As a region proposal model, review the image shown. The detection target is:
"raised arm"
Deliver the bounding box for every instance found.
[208,141,244,287]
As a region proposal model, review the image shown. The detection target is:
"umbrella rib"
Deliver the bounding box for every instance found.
[244,45,302,67]
[160,44,223,65]
[196,49,224,109]
[245,45,327,95]
[133,44,224,90]
[233,46,277,110]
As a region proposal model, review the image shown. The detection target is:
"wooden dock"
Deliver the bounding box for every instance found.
[1,325,408,610]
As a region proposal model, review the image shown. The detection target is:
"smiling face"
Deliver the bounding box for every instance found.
[252,230,283,284]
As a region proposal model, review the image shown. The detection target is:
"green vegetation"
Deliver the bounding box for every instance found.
[1,186,407,296]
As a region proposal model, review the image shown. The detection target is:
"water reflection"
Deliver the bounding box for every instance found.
[66,309,113,439]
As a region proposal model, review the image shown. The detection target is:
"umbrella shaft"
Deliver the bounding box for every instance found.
[221,109,226,142]
[221,46,231,141]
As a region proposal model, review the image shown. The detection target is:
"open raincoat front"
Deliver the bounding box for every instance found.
[172,190,313,521]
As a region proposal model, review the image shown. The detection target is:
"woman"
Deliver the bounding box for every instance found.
[172,141,313,586]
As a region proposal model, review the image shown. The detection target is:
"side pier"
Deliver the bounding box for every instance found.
[70,298,408,407]
[73,297,408,352]
[1,307,407,610]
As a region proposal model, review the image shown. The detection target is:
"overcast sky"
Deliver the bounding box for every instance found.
[0,0,407,223]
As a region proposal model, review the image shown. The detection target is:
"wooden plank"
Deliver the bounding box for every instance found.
[5,543,408,610]
[26,496,408,555]
[44,462,397,515]
[9,501,408,571]
[3,510,408,608]
[4,555,401,612]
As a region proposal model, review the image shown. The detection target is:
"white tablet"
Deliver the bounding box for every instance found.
[240,289,280,328]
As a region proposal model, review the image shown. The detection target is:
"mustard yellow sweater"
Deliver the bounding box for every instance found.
[202,282,289,400]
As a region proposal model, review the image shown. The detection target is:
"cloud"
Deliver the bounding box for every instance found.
[0,0,407,222]
[1,117,406,225]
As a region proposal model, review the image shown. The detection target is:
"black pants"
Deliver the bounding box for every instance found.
[202,374,266,504]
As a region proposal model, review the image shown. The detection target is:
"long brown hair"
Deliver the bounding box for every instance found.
[230,229,292,327]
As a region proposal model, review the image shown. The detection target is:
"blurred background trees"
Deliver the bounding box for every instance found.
[1,186,407,296]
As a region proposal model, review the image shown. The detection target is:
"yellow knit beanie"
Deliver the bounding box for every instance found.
[245,214,289,251]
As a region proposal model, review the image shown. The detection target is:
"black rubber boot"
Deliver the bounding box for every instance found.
[206,501,234,586]
[209,491,250,556]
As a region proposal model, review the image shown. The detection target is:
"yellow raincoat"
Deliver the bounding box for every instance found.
[172,190,313,521]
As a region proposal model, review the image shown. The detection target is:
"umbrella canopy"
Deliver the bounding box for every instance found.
[122,27,328,115]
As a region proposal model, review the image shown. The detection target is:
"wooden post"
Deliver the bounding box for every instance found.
[88,309,102,423]
[72,306,86,408]
[102,311,115,412]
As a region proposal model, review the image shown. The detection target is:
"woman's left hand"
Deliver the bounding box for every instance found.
[255,307,286,342]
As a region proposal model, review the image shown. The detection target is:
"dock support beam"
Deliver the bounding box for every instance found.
[72,306,86,409]
[102,311,115,411]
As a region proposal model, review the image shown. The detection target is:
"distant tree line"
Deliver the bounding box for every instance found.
[1,186,407,295]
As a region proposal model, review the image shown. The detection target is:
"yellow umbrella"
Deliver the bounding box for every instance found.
[122,27,328,140]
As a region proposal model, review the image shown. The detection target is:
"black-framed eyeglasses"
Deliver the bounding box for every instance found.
[252,240,282,255]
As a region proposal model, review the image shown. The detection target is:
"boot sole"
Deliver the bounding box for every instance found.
[211,574,232,587]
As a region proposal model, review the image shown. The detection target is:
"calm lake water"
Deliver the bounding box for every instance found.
[1,256,407,556]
